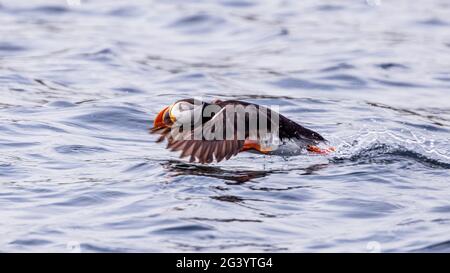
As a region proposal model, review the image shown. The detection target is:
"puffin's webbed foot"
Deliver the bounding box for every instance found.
[307,145,335,155]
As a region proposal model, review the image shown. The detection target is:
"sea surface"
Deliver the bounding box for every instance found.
[0,0,449,252]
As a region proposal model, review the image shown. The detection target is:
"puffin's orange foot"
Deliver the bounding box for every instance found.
[307,145,335,155]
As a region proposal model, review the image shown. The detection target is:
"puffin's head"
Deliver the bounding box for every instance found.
[153,98,204,129]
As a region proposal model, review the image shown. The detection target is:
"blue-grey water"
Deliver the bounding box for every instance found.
[1,0,450,252]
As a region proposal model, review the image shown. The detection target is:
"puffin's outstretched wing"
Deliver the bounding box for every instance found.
[166,104,245,164]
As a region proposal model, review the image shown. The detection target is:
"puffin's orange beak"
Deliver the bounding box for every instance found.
[153,106,170,129]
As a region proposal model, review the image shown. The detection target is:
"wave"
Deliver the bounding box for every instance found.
[331,143,450,169]
[415,240,450,253]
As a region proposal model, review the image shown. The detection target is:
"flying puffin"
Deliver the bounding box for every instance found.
[151,98,334,164]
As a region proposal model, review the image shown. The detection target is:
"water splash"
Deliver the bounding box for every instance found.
[330,126,450,169]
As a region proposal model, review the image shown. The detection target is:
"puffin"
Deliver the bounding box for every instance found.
[151,98,334,164]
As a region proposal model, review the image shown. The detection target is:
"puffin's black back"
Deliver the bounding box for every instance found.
[215,99,326,143]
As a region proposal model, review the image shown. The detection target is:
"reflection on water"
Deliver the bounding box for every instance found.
[163,160,273,184]
[1,0,450,252]
[163,160,330,183]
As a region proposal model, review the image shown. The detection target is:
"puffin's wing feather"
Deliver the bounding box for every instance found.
[167,105,245,163]
[149,127,172,143]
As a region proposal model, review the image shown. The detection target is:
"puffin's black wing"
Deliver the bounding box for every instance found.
[166,104,245,164]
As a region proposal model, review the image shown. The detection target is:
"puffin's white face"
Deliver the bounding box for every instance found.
[169,101,202,124]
